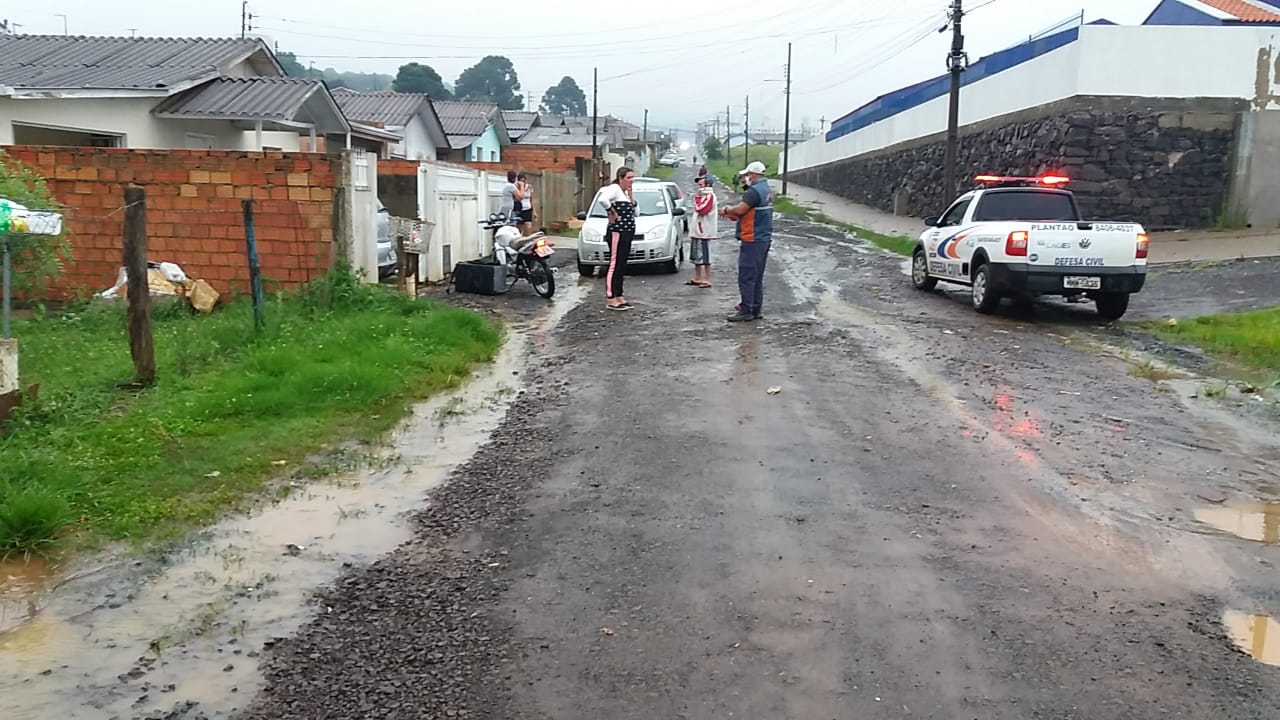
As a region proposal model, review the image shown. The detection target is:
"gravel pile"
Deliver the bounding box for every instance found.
[238,353,574,720]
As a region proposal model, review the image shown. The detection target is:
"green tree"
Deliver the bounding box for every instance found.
[392,63,452,98]
[0,151,69,295]
[702,136,723,160]
[454,56,524,110]
[277,51,311,78]
[539,76,587,116]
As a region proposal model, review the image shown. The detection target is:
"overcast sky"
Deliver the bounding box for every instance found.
[1,0,1163,134]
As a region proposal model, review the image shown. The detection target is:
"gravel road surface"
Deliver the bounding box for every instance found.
[241,167,1280,720]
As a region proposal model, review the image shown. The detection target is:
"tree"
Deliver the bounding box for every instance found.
[277,51,391,91]
[0,150,69,295]
[703,136,723,160]
[454,56,524,110]
[539,76,587,116]
[277,51,310,78]
[392,63,452,98]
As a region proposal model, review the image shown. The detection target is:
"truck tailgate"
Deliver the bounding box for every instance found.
[1025,222,1145,271]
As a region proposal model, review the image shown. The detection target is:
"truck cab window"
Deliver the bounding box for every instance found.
[939,199,971,227]
[972,191,1078,222]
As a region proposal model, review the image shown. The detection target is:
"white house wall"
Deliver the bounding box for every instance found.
[403,116,437,161]
[789,24,1280,172]
[0,96,302,150]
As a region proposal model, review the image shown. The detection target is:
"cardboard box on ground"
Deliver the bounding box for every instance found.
[99,262,221,314]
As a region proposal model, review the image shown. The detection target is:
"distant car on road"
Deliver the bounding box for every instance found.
[376,202,396,280]
[912,174,1149,320]
[575,183,687,276]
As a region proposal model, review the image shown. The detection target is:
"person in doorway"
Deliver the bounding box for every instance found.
[597,166,637,311]
[516,172,535,236]
[720,160,774,322]
[686,174,717,289]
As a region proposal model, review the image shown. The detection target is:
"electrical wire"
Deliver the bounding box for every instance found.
[790,13,946,98]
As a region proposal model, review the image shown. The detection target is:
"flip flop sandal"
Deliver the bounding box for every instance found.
[698,282,712,288]
[685,280,701,286]
[608,304,632,311]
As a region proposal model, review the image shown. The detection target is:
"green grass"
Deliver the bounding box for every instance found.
[705,144,783,186]
[0,268,501,555]
[648,165,675,180]
[773,196,915,256]
[1141,308,1280,383]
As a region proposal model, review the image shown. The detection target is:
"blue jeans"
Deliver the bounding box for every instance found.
[737,240,771,314]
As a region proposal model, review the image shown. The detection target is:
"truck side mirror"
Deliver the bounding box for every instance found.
[923,216,940,227]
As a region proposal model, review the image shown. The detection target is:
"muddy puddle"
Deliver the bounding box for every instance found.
[1194,503,1280,544]
[0,283,586,719]
[1224,610,1280,668]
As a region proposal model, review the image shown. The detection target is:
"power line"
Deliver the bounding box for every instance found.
[792,13,946,98]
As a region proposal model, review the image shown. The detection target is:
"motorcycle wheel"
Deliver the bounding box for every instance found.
[527,256,555,299]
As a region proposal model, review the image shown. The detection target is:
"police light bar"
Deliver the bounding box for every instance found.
[974,174,1070,188]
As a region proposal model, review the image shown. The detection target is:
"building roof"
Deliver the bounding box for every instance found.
[501,110,539,139]
[1196,0,1280,21]
[332,89,427,126]
[433,100,498,137]
[0,35,277,92]
[153,77,349,133]
[517,128,598,147]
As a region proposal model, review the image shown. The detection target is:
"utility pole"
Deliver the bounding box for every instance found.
[642,109,648,170]
[241,1,247,38]
[744,95,750,168]
[591,67,599,159]
[783,42,792,195]
[54,13,67,36]
[725,105,731,165]
[943,0,967,203]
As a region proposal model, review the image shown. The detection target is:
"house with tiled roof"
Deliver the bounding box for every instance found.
[1145,0,1280,24]
[331,89,448,160]
[431,100,510,163]
[0,34,396,152]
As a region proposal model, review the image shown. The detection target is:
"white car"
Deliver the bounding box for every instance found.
[911,174,1149,320]
[575,184,687,276]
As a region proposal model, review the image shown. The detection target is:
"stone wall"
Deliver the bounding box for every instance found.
[786,96,1243,230]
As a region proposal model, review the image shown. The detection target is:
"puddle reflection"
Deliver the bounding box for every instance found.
[1224,610,1280,667]
[1194,503,1280,544]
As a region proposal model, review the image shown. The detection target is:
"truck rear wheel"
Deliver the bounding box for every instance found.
[1095,292,1130,321]
[971,263,1002,314]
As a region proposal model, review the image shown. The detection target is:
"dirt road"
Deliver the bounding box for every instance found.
[242,168,1280,720]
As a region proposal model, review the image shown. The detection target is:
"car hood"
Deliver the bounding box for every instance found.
[581,214,671,235]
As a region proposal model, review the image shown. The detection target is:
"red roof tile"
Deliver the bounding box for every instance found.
[1198,0,1280,22]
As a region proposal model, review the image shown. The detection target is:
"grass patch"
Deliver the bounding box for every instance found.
[705,144,783,186]
[647,165,675,180]
[1141,308,1280,384]
[773,196,915,256]
[0,267,501,555]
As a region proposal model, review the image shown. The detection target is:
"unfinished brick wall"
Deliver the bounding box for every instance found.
[2,146,337,298]
[503,145,589,173]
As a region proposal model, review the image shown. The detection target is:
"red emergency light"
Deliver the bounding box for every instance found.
[974,174,1071,187]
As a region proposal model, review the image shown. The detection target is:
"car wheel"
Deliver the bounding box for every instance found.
[971,263,1002,314]
[911,248,937,290]
[1095,292,1130,321]
[577,260,595,277]
[662,256,679,274]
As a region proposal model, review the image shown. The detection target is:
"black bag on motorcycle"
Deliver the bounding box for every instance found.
[452,260,508,295]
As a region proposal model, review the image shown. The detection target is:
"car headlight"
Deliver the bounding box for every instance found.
[645,226,665,241]
[581,228,603,243]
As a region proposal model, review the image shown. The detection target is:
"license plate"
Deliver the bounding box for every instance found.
[1063,276,1101,290]
[534,246,552,258]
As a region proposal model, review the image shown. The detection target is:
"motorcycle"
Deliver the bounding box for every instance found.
[480,212,556,299]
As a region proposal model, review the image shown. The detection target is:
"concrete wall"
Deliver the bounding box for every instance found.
[389,115,438,161]
[787,96,1240,230]
[790,24,1280,172]
[1226,110,1280,229]
[1,145,340,297]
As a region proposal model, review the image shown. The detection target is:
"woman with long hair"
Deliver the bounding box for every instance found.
[596,166,637,311]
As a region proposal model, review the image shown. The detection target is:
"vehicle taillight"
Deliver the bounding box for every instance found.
[1135,232,1149,259]
[1005,230,1029,257]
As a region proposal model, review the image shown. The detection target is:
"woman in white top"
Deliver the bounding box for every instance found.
[516,172,535,236]
[598,167,637,310]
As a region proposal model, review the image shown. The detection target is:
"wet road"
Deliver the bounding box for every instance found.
[234,165,1280,719]
[7,165,1280,718]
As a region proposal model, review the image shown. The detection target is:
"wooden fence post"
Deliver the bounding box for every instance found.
[122,186,155,387]
[242,200,265,330]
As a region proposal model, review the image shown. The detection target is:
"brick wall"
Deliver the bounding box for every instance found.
[2,146,337,298]
[504,145,591,174]
[379,159,420,176]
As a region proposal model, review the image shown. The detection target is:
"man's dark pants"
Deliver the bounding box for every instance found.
[737,239,772,315]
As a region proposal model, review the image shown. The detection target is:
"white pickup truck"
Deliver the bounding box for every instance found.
[910,175,1149,320]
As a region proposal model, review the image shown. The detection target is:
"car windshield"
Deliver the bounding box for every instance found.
[587,189,669,218]
[972,190,1078,222]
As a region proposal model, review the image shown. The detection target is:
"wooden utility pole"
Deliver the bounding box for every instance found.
[725,104,731,165]
[783,42,792,195]
[591,67,599,159]
[122,187,155,387]
[743,95,750,168]
[943,0,966,202]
